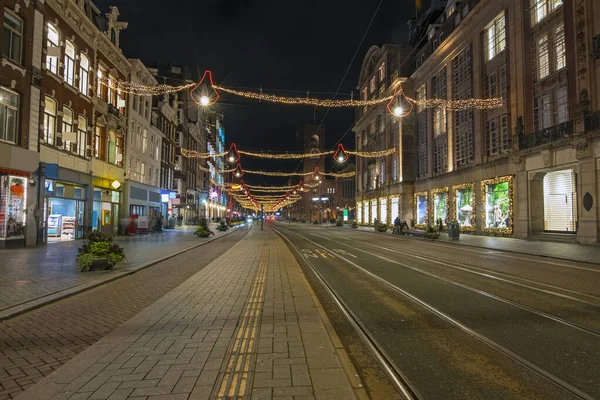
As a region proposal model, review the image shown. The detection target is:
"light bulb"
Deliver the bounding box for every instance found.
[229,156,235,162]
[200,96,210,106]
[337,156,344,162]
[235,172,240,177]
[394,106,403,116]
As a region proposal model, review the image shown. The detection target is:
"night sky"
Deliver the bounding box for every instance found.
[95,0,421,185]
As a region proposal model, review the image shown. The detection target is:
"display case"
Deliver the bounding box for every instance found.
[61,216,76,236]
[48,214,62,237]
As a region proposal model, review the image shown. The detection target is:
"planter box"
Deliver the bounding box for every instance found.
[90,258,108,271]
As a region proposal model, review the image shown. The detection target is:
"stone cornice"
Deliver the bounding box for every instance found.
[47,0,96,49]
[95,34,131,76]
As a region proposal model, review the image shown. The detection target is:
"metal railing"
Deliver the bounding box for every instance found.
[519,120,573,150]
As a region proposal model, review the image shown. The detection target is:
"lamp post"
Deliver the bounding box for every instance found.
[260,204,264,231]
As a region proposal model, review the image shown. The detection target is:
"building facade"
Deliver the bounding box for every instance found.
[153,94,177,226]
[123,59,161,230]
[400,0,600,244]
[354,44,415,227]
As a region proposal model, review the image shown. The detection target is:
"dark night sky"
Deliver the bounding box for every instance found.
[95,0,420,185]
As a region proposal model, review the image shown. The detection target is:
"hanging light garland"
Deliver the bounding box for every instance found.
[97,75,195,96]
[213,85,392,107]
[238,149,333,159]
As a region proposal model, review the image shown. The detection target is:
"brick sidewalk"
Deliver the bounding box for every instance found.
[0,224,246,320]
[16,229,356,400]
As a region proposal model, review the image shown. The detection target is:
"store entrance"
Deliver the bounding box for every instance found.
[47,198,84,242]
[543,169,577,232]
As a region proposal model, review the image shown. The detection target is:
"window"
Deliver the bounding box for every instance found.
[555,24,565,71]
[434,108,446,137]
[532,0,562,25]
[0,87,18,143]
[485,12,506,61]
[487,118,499,155]
[144,100,149,119]
[370,77,376,93]
[378,62,385,82]
[538,94,551,129]
[453,45,472,87]
[63,41,75,86]
[94,126,106,159]
[434,136,447,173]
[116,136,123,167]
[417,112,427,178]
[556,86,568,124]
[537,34,549,79]
[2,9,22,63]
[61,107,73,150]
[96,68,104,99]
[142,129,148,153]
[417,85,426,113]
[133,95,138,112]
[501,114,509,152]
[46,23,60,74]
[379,160,385,186]
[487,72,498,98]
[77,116,87,157]
[107,75,115,105]
[79,54,89,95]
[43,97,57,145]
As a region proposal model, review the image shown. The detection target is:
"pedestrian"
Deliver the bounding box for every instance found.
[393,216,400,234]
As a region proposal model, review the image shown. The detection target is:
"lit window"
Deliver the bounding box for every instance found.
[63,41,75,86]
[378,62,385,82]
[370,77,376,93]
[79,54,89,95]
[46,24,60,74]
[434,107,446,137]
[538,94,551,129]
[537,34,549,79]
[0,87,19,144]
[556,86,568,124]
[555,24,565,71]
[61,106,73,150]
[43,97,57,145]
[2,9,23,64]
[77,116,87,157]
[532,0,562,25]
[107,75,115,105]
[484,12,505,61]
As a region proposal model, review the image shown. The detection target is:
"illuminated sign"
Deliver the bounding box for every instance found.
[161,194,169,203]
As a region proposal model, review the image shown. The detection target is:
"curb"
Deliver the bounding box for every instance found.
[294,223,600,267]
[0,225,247,321]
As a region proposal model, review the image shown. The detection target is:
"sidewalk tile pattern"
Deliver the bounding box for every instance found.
[16,229,355,399]
[0,225,230,316]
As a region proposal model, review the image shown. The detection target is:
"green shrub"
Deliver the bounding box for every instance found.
[377,223,389,232]
[195,227,214,237]
[90,242,111,257]
[77,229,125,271]
[86,230,114,243]
[424,225,440,239]
[216,221,229,231]
[351,221,359,229]
[76,253,95,272]
[199,218,208,228]
[336,220,343,226]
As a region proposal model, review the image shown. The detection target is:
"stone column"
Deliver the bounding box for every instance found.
[575,141,598,244]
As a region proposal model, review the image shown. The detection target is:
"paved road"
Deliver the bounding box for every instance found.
[0,229,248,400]
[276,223,600,400]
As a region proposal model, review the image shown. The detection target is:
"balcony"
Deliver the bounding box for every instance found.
[519,121,573,150]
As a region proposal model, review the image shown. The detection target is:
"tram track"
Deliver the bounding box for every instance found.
[275,225,598,400]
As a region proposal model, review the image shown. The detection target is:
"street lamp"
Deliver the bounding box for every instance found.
[200,96,210,106]
[394,106,403,116]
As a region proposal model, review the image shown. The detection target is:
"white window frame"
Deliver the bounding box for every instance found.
[2,9,23,64]
[485,12,506,61]
[79,53,89,96]
[0,87,19,144]
[63,40,75,86]
[378,62,385,82]
[46,23,60,75]
[61,106,73,150]
[43,97,57,145]
[369,77,376,94]
[433,107,446,137]
[77,115,87,157]
[537,34,550,80]
[556,86,568,124]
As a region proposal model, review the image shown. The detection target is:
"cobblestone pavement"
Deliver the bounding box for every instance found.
[348,224,600,264]
[15,229,356,400]
[0,224,242,318]
[0,229,248,400]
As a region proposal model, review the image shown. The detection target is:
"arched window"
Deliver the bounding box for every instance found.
[2,9,23,64]
[63,40,75,86]
[79,53,89,96]
[77,115,87,157]
[62,106,73,150]
[43,97,57,145]
[46,24,60,74]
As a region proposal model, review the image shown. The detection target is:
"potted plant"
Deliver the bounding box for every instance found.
[336,220,343,227]
[377,223,389,233]
[77,230,125,272]
[313,220,319,225]
[351,221,359,229]
[194,226,214,238]
[216,220,229,231]
[424,225,440,239]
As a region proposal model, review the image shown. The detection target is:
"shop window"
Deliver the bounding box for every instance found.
[0,87,19,144]
[61,106,74,151]
[414,192,428,227]
[54,183,65,197]
[2,9,23,64]
[77,116,87,157]
[454,184,475,230]
[79,54,89,96]
[391,197,399,224]
[74,186,85,199]
[63,40,75,86]
[0,176,27,240]
[380,198,388,225]
[370,200,377,224]
[482,176,512,232]
[46,23,60,74]
[432,189,448,225]
[43,97,57,145]
[543,170,576,232]
[364,201,370,224]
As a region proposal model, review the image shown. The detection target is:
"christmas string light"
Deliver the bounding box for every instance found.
[213,85,392,107]
[183,146,394,160]
[235,182,317,190]
[97,75,195,96]
[346,149,396,157]
[181,149,228,159]
[238,149,333,159]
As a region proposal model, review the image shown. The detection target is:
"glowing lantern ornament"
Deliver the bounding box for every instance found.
[299,180,305,192]
[292,187,298,195]
[226,143,240,163]
[312,167,321,181]
[190,70,220,107]
[386,85,413,118]
[333,144,349,163]
[233,163,244,178]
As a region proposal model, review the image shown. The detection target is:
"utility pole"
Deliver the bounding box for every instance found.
[260,204,264,231]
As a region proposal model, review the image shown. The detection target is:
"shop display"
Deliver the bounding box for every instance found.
[414,192,428,227]
[380,198,388,225]
[432,188,448,225]
[482,176,513,233]
[370,200,377,224]
[0,176,27,240]
[61,217,76,236]
[357,203,362,224]
[48,214,62,237]
[454,184,475,231]
[543,170,577,232]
